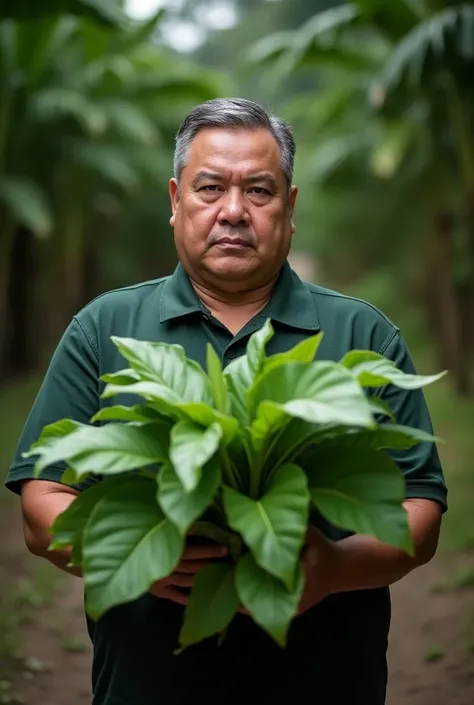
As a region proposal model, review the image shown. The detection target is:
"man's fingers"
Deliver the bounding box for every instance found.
[181,544,228,561]
[174,559,217,575]
[162,586,189,606]
[167,572,195,588]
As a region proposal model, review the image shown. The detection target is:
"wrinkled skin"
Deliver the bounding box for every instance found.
[169,127,298,298]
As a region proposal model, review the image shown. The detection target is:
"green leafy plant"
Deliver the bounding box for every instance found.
[24,320,445,648]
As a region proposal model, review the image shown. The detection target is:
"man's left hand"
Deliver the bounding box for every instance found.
[297,526,342,615]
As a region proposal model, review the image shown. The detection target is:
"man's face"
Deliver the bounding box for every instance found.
[169,127,297,291]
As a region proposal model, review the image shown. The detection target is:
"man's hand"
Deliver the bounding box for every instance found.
[297,499,443,614]
[149,541,228,606]
[297,527,341,615]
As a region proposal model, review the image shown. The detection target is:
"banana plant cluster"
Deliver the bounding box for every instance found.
[24,320,444,647]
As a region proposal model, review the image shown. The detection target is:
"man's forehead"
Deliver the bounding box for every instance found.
[184,127,283,176]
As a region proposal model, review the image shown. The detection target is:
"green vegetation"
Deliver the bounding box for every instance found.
[25,323,443,647]
[424,644,445,662]
[0,376,41,503]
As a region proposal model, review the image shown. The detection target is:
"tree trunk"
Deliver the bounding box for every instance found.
[6,228,40,378]
[0,214,17,382]
[434,210,470,395]
[463,189,474,358]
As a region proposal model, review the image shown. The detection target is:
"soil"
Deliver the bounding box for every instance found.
[1,506,473,705]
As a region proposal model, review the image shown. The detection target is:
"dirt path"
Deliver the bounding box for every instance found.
[1,508,473,705]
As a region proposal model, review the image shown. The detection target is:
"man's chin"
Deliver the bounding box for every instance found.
[205,252,259,279]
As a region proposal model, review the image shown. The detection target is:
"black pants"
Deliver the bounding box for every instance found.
[89,589,390,705]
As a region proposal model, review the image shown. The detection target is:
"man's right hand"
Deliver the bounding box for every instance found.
[149,541,228,606]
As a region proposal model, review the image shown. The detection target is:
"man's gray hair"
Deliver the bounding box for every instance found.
[174,98,296,187]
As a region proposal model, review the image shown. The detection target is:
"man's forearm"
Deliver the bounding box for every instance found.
[331,499,443,593]
[21,480,83,578]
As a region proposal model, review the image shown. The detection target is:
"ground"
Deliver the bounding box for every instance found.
[1,504,473,704]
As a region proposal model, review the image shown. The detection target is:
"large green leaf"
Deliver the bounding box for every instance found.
[262,334,323,374]
[307,445,412,553]
[0,177,53,237]
[206,344,230,414]
[25,422,170,481]
[100,369,140,385]
[158,460,221,534]
[246,318,274,375]
[340,350,446,389]
[110,337,212,402]
[28,419,83,450]
[223,356,253,427]
[49,476,131,564]
[169,421,222,493]
[179,563,240,647]
[91,404,166,424]
[104,337,239,441]
[343,424,439,450]
[102,380,237,443]
[223,464,310,589]
[235,554,304,647]
[249,361,375,450]
[83,478,184,619]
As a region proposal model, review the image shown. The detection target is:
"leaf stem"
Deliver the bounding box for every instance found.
[220,449,238,490]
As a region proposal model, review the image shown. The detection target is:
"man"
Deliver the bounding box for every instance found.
[6,98,447,705]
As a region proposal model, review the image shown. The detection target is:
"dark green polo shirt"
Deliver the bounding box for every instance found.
[6,260,447,705]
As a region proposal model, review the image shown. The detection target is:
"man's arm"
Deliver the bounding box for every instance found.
[20,479,82,577]
[300,498,442,612]
[333,498,442,591]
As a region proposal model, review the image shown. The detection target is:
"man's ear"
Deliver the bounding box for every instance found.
[169,178,180,227]
[288,185,298,233]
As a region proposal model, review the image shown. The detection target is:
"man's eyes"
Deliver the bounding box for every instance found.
[199,185,271,195]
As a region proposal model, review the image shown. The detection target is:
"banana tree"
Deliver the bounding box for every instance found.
[246,1,474,393]
[0,9,225,380]
[0,0,127,26]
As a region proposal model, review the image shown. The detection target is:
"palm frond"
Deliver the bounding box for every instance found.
[0,176,53,236]
[352,0,424,40]
[379,4,474,91]
[0,0,127,27]
[66,141,140,192]
[370,120,415,178]
[30,88,107,136]
[119,8,166,50]
[310,132,371,187]
[99,100,160,146]
[247,5,361,85]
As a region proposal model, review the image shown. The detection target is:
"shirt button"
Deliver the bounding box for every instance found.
[226,350,236,359]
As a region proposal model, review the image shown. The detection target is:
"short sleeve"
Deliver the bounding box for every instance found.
[377,331,448,512]
[5,317,100,495]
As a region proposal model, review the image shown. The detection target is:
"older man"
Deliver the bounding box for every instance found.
[6,98,447,705]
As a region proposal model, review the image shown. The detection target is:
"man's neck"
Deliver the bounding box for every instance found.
[190,276,277,336]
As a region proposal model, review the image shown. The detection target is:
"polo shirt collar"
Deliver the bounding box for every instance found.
[266,260,320,331]
[160,260,320,332]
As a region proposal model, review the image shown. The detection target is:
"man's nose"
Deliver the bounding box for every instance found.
[217,188,250,226]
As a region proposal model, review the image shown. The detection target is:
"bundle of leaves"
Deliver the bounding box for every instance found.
[25,320,444,647]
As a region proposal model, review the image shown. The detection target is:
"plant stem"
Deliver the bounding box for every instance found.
[249,462,261,500]
[220,449,238,490]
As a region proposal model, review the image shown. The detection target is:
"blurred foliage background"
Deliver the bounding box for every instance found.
[1,0,474,548]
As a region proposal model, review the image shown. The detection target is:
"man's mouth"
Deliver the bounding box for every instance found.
[214,236,252,248]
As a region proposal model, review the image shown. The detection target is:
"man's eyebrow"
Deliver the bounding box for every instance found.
[244,173,278,188]
[192,171,225,186]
